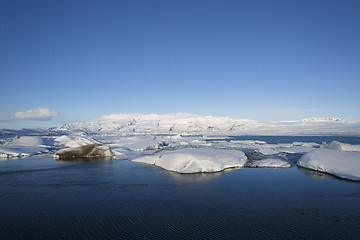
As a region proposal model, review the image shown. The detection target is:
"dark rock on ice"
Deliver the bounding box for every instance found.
[52,143,115,159]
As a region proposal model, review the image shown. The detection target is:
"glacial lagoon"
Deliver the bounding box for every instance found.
[1,135,360,240]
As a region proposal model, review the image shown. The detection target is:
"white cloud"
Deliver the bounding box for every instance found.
[14,108,59,121]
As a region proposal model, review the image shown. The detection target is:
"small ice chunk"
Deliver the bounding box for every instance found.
[256,146,280,155]
[248,158,291,168]
[133,148,247,173]
[292,142,320,148]
[277,146,315,154]
[52,143,115,159]
[297,149,360,181]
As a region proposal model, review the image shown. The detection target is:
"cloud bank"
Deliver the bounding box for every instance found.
[14,108,59,121]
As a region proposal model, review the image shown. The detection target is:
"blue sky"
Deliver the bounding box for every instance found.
[1,0,360,129]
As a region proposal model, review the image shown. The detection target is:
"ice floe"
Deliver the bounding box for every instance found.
[11,136,44,146]
[277,146,315,154]
[0,145,49,159]
[321,141,360,152]
[133,148,247,173]
[297,149,360,181]
[247,158,291,168]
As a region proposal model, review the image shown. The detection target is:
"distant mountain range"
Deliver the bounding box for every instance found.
[49,113,360,136]
[301,118,344,122]
[51,113,257,134]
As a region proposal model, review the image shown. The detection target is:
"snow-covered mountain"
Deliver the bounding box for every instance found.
[301,118,344,122]
[52,113,257,134]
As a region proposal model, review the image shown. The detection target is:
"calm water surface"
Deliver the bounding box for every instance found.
[1,136,360,239]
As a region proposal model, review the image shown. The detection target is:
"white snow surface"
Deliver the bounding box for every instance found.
[11,136,44,146]
[133,148,248,173]
[321,141,360,152]
[51,113,360,136]
[248,158,291,168]
[298,149,360,181]
[0,145,49,159]
[54,135,96,148]
[277,146,316,154]
[54,113,257,134]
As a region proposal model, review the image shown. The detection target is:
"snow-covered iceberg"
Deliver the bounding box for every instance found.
[52,143,115,159]
[297,149,360,181]
[133,148,247,173]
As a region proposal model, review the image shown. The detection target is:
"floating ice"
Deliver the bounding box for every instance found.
[52,143,115,159]
[297,149,360,181]
[12,136,44,146]
[248,158,291,168]
[277,146,315,154]
[0,145,49,159]
[133,148,247,173]
[321,141,360,152]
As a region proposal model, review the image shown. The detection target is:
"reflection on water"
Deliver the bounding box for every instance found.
[55,156,113,163]
[297,166,338,180]
[164,169,230,183]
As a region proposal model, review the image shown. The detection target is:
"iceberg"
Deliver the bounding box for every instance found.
[321,141,360,152]
[133,148,247,173]
[52,143,115,159]
[297,149,360,181]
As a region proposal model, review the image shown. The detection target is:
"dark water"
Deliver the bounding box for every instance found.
[1,157,360,239]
